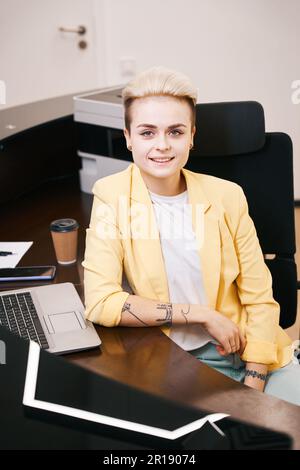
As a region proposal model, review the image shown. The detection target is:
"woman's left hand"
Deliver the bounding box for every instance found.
[215,336,246,357]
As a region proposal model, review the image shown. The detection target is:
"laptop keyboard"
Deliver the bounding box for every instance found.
[0,292,49,349]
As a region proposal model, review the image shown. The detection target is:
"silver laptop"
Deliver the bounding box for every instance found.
[0,282,101,354]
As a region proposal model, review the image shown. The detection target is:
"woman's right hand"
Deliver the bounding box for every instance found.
[200,308,246,356]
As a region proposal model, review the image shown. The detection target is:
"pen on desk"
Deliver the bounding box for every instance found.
[0,251,16,256]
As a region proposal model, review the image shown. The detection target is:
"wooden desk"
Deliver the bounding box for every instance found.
[1,175,300,449]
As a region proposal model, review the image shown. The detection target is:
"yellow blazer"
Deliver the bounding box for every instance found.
[82,162,293,370]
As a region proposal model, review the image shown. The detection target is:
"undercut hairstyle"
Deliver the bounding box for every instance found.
[121,65,198,134]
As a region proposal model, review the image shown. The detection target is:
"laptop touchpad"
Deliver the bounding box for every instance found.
[48,312,83,333]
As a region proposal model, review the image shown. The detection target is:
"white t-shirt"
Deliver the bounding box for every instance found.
[149,189,214,351]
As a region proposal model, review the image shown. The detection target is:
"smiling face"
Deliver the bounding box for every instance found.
[123,95,196,195]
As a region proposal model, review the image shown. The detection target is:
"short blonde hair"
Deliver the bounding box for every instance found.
[122,65,198,134]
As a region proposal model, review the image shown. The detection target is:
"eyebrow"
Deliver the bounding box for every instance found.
[136,123,187,129]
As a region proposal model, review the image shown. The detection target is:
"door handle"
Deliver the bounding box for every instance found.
[59,25,86,35]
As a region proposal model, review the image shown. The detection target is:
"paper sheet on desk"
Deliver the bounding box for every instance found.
[0,242,33,268]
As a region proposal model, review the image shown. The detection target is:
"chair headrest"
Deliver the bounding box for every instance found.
[193,101,265,156]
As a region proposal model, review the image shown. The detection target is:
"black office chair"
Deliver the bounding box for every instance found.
[186,101,299,329]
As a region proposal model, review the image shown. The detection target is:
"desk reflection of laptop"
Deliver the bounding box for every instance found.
[0,282,101,354]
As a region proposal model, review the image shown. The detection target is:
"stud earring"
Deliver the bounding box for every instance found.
[128,145,132,151]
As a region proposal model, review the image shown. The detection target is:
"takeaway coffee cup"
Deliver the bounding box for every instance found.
[50,218,79,265]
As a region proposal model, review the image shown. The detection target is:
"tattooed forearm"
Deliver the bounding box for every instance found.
[180,304,191,325]
[121,302,150,326]
[156,303,173,327]
[120,296,199,328]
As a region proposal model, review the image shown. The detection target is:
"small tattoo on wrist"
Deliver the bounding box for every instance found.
[245,369,267,381]
[156,303,173,327]
[181,304,191,325]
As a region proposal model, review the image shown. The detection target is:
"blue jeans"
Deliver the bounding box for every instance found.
[189,342,300,406]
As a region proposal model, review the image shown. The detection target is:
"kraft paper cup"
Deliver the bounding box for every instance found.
[50,218,79,265]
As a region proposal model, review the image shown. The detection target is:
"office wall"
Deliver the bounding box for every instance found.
[95,0,300,199]
[0,0,103,108]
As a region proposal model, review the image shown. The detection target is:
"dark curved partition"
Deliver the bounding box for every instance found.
[0,91,99,206]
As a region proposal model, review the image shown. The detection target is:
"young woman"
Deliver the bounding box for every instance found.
[82,66,300,405]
